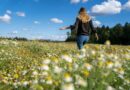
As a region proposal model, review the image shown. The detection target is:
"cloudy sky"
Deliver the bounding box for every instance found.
[0,0,130,41]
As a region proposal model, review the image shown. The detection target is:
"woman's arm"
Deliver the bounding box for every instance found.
[89,20,99,40]
[95,33,99,40]
[59,26,71,30]
[89,20,96,33]
[59,17,79,31]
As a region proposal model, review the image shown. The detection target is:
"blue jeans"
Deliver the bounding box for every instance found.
[76,35,89,50]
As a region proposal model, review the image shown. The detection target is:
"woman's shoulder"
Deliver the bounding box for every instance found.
[76,16,80,20]
[77,15,92,23]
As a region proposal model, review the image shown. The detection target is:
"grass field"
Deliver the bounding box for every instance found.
[0,40,130,90]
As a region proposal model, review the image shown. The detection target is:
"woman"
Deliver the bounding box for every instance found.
[60,7,98,50]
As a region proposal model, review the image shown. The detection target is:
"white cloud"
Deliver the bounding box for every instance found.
[123,0,130,10]
[90,16,96,20]
[50,18,63,24]
[0,14,11,23]
[82,0,88,3]
[93,20,101,27]
[90,15,101,27]
[34,21,40,24]
[91,0,122,15]
[12,31,18,34]
[70,0,88,4]
[6,10,12,14]
[22,28,30,31]
[16,12,26,17]
[71,0,80,4]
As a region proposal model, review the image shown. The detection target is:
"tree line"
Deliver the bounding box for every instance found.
[66,22,130,45]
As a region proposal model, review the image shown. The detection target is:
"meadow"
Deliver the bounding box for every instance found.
[0,40,130,90]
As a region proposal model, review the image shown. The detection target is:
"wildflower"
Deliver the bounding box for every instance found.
[14,74,19,79]
[77,48,86,58]
[84,63,93,71]
[75,75,87,87]
[22,70,27,75]
[124,79,130,84]
[46,79,53,85]
[91,50,96,55]
[106,85,115,90]
[12,41,18,46]
[54,66,62,74]
[105,40,111,46]
[32,79,38,84]
[103,72,110,77]
[118,74,124,79]
[46,76,53,85]
[77,54,86,59]
[52,57,59,64]
[64,73,73,82]
[40,79,45,83]
[40,64,49,71]
[73,63,79,70]
[81,48,86,53]
[114,55,118,60]
[2,79,8,84]
[22,81,29,87]
[106,61,114,69]
[43,59,51,65]
[32,71,38,76]
[117,68,125,75]
[114,61,122,68]
[98,54,106,62]
[1,49,5,53]
[61,83,74,90]
[17,82,22,86]
[82,70,90,77]
[0,40,9,45]
[13,82,18,88]
[41,71,48,77]
[61,55,72,63]
[119,86,124,90]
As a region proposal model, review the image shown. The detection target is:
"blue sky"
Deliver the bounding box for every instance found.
[0,0,130,41]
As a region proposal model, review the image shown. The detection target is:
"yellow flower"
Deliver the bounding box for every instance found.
[54,81,59,86]
[106,61,114,69]
[117,68,125,75]
[2,79,8,84]
[52,57,59,63]
[46,76,53,85]
[64,73,73,82]
[14,74,19,79]
[91,50,96,55]
[84,45,89,49]
[105,40,111,46]
[84,63,93,71]
[82,70,90,77]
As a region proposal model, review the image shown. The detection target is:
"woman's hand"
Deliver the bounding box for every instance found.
[95,33,99,41]
[59,26,70,30]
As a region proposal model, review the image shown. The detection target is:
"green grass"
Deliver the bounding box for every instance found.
[0,40,130,90]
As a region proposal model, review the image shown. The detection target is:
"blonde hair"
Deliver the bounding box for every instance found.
[78,7,90,23]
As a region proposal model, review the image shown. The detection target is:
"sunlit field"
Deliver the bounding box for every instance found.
[0,40,130,90]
